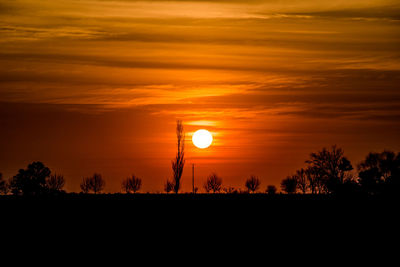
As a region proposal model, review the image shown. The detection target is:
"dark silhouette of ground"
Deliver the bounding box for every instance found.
[1,192,397,214]
[2,192,397,246]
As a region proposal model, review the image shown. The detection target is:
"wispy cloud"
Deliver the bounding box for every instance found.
[1,1,399,183]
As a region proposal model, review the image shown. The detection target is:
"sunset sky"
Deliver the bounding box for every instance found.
[1,0,399,192]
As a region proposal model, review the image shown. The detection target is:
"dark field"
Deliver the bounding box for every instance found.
[2,193,397,243]
[2,193,397,216]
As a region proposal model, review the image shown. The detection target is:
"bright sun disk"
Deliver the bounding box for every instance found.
[192,129,213,149]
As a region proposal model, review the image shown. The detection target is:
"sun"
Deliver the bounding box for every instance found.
[192,129,213,149]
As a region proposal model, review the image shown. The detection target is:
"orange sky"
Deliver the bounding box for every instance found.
[1,0,400,192]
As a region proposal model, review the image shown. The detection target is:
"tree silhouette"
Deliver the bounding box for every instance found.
[294,168,308,194]
[204,173,222,193]
[171,120,185,194]
[80,173,105,194]
[281,176,297,194]
[303,167,318,194]
[385,151,400,194]
[46,173,65,193]
[358,151,400,195]
[164,179,174,194]
[9,161,51,195]
[266,185,277,195]
[0,173,9,195]
[122,175,142,193]
[306,145,353,194]
[90,173,105,194]
[80,177,91,193]
[245,175,260,193]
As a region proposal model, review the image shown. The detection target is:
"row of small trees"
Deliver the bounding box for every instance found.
[163,174,273,194]
[0,164,274,195]
[79,174,142,194]
[280,146,400,195]
[0,121,185,196]
[0,163,144,195]
[0,146,398,196]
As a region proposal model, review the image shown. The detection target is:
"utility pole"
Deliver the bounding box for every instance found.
[192,164,195,194]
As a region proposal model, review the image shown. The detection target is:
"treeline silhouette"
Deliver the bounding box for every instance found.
[281,146,400,196]
[0,145,399,197]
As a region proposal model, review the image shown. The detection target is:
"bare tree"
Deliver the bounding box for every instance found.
[122,175,142,193]
[204,173,222,193]
[266,185,277,195]
[306,145,353,194]
[171,120,185,194]
[164,179,174,194]
[90,173,105,194]
[46,173,65,192]
[80,177,91,193]
[281,176,298,194]
[80,173,105,194]
[295,168,308,194]
[245,175,261,193]
[305,167,318,194]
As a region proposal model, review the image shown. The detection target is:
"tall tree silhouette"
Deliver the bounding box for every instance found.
[9,161,51,195]
[204,173,222,193]
[46,173,65,193]
[171,120,185,194]
[122,175,142,193]
[281,176,297,194]
[245,175,260,193]
[80,173,105,194]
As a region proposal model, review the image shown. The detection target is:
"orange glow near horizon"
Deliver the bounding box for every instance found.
[0,0,400,193]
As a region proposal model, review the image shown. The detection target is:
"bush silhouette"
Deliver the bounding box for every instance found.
[223,187,237,194]
[281,176,297,194]
[266,185,277,195]
[164,179,174,194]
